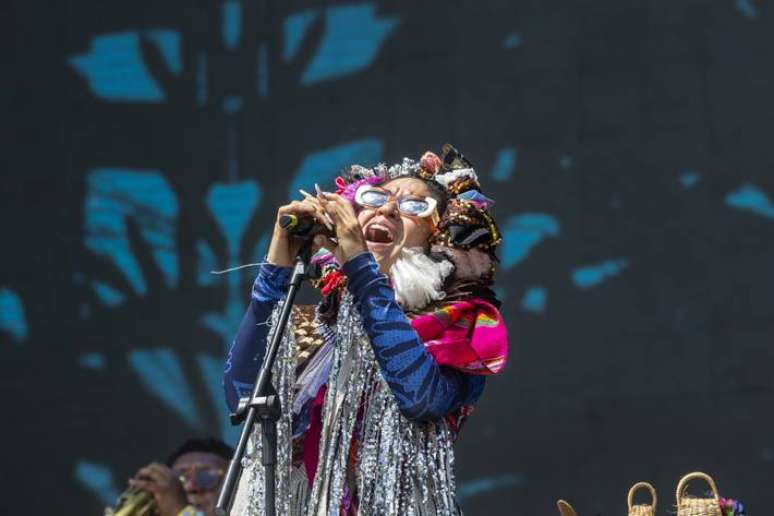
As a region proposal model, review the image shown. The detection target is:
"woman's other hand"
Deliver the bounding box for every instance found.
[317,192,368,264]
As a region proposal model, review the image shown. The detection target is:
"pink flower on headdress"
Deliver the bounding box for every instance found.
[339,175,384,202]
[420,151,443,174]
[335,176,348,194]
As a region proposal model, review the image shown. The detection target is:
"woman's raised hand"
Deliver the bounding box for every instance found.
[266,197,329,267]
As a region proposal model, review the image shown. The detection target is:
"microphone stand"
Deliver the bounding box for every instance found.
[215,240,314,516]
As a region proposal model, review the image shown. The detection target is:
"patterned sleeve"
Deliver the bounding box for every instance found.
[223,264,292,412]
[342,252,485,421]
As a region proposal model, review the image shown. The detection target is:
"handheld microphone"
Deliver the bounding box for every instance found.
[279,214,334,238]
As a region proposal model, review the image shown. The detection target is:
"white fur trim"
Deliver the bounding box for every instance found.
[433,168,478,188]
[390,248,454,311]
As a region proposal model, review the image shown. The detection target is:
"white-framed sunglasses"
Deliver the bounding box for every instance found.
[354,185,439,224]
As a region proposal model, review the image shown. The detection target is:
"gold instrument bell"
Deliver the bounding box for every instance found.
[104,485,160,516]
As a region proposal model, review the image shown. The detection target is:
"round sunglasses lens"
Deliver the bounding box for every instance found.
[359,189,389,206]
[195,469,221,489]
[398,198,429,215]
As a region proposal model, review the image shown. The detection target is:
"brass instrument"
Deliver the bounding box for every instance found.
[104,485,160,516]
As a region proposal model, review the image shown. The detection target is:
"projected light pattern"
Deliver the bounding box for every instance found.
[300,4,398,84]
[491,148,517,181]
[501,214,560,269]
[288,138,384,197]
[74,460,120,506]
[679,169,701,190]
[726,184,774,220]
[735,0,760,18]
[222,1,242,50]
[284,10,318,61]
[571,259,629,289]
[69,31,181,102]
[78,352,107,371]
[128,347,204,430]
[84,168,179,297]
[457,474,525,502]
[521,286,547,314]
[0,288,27,343]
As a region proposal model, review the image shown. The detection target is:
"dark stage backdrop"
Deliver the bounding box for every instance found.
[3,0,774,514]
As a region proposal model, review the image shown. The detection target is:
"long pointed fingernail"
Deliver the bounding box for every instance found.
[299,189,314,199]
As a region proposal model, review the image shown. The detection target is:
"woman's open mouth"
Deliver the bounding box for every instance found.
[364,223,394,244]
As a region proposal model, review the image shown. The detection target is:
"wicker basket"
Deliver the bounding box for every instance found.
[556,499,579,516]
[628,481,657,516]
[676,472,722,516]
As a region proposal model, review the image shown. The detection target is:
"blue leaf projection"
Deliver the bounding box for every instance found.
[69,31,181,102]
[457,474,525,502]
[222,0,242,50]
[197,353,239,442]
[0,287,27,343]
[503,32,523,49]
[78,352,107,371]
[571,259,629,289]
[84,168,179,298]
[128,348,204,430]
[491,147,517,182]
[91,281,126,307]
[726,183,774,220]
[301,4,399,84]
[206,181,261,256]
[520,286,548,314]
[74,460,120,505]
[735,0,760,19]
[197,240,218,287]
[559,154,575,170]
[143,30,182,74]
[284,9,318,61]
[288,138,384,197]
[202,181,262,348]
[501,214,561,269]
[223,95,244,114]
[679,169,701,190]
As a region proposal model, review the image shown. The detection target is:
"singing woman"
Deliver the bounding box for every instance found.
[223,144,509,515]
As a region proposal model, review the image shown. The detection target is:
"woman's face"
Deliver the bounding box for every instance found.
[356,177,437,272]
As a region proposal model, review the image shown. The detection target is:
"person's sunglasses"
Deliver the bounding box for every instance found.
[175,467,225,490]
[355,185,438,221]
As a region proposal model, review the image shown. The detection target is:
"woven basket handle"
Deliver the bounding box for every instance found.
[556,499,579,516]
[675,472,720,504]
[628,482,657,512]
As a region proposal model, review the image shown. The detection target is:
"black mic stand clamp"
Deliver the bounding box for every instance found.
[215,242,313,516]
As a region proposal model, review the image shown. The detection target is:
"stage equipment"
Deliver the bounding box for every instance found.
[215,239,314,516]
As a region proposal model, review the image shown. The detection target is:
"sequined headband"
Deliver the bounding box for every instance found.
[335,143,501,256]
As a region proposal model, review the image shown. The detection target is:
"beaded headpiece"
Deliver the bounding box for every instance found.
[335,143,501,284]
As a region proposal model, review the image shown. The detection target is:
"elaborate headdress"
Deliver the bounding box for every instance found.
[335,143,501,285]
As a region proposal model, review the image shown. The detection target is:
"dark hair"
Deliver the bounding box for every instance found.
[166,438,234,466]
